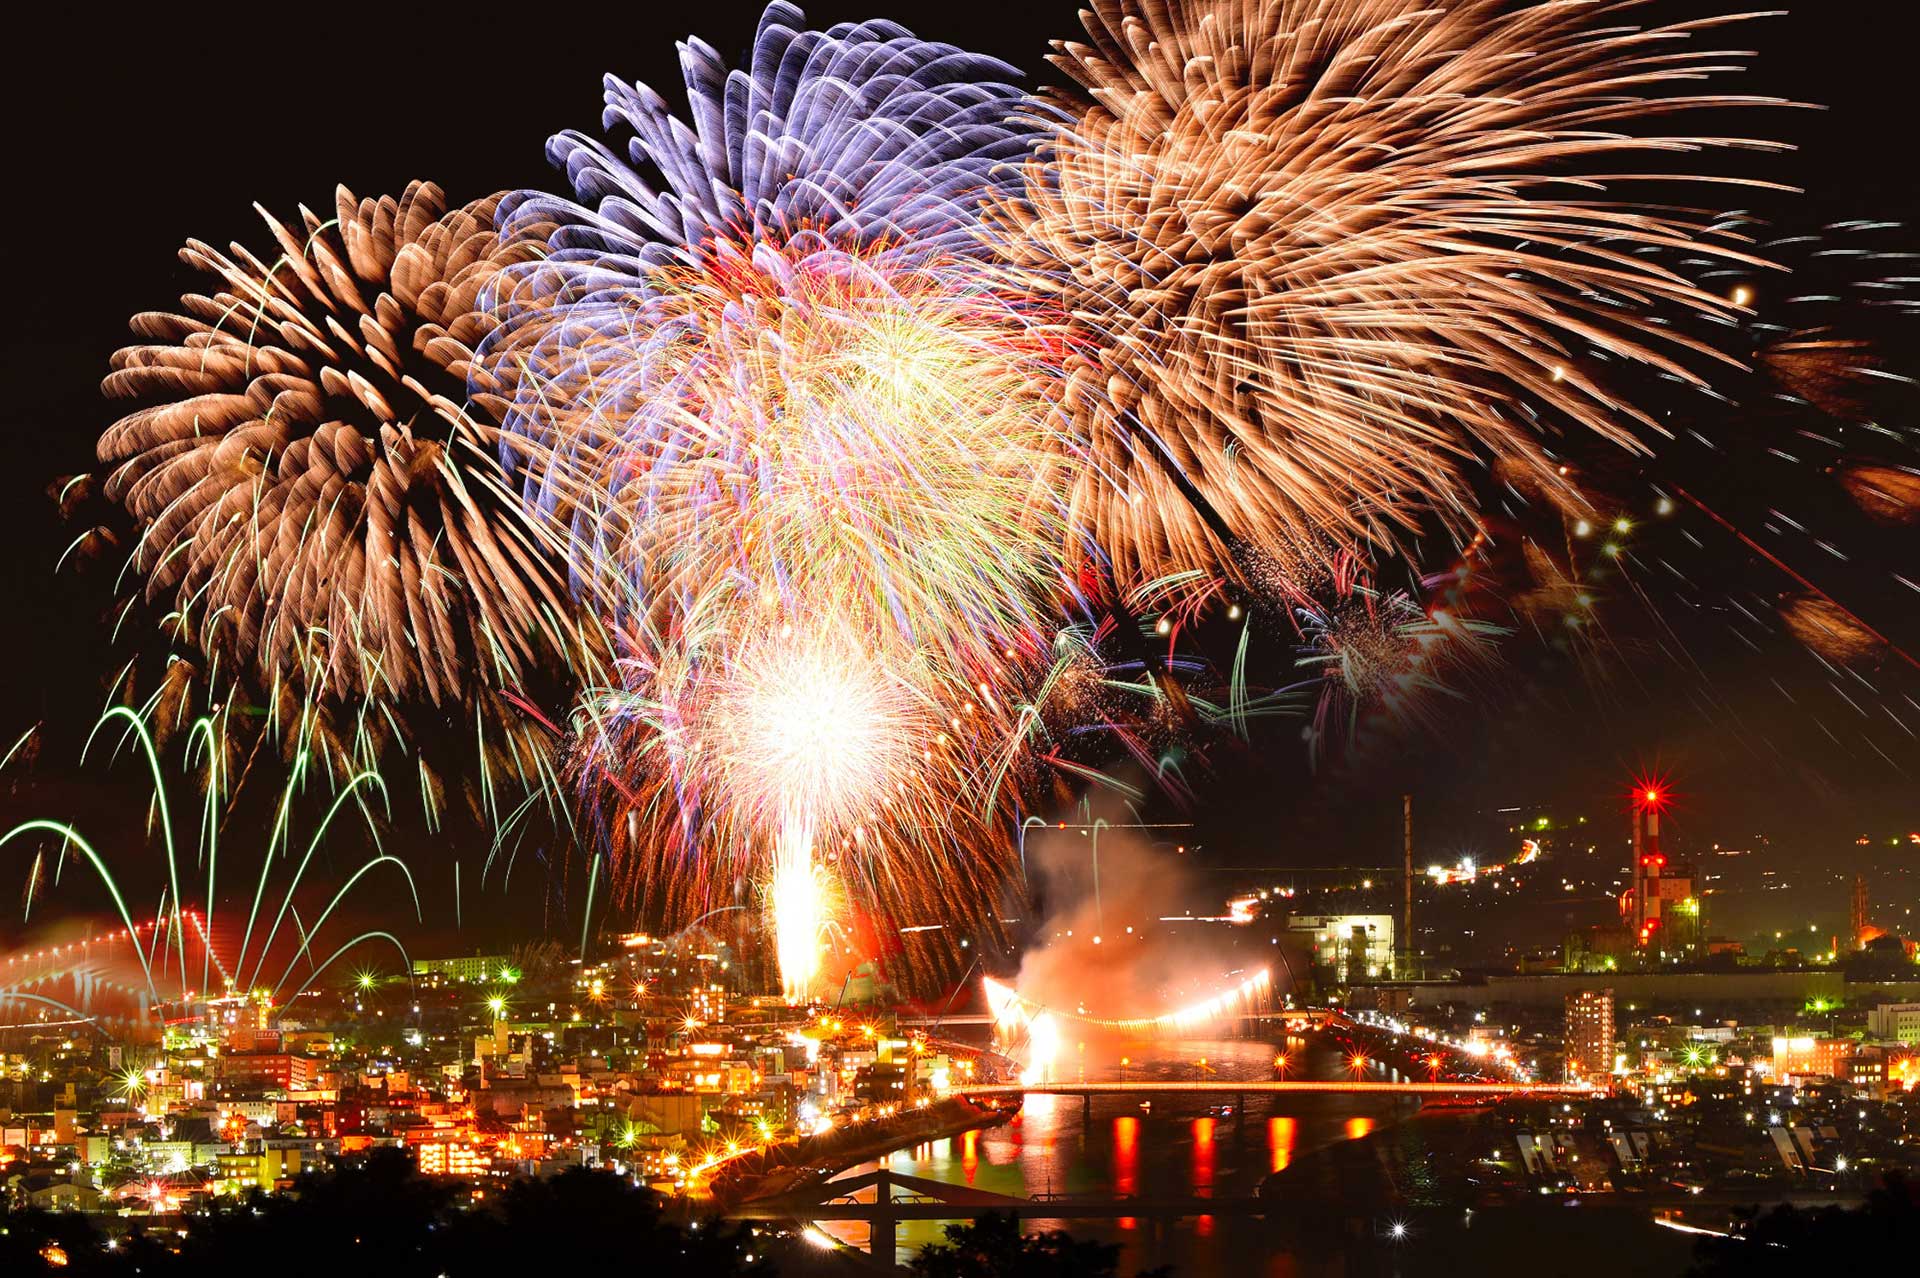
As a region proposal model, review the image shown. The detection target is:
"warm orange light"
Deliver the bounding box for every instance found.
[1269,1116,1297,1174]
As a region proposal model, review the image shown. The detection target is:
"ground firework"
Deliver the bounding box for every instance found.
[994,0,1779,593]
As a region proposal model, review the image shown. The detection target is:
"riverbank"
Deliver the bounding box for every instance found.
[712,1096,1011,1204]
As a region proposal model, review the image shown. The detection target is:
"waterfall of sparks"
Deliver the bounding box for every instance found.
[768,819,830,1004]
[983,969,1272,1073]
[1022,1012,1062,1085]
[984,976,1062,1083]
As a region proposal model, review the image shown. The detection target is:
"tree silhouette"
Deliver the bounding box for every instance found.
[911,1212,1169,1278]
[1688,1172,1919,1276]
[6,1151,775,1277]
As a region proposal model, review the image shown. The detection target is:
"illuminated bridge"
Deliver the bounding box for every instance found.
[728,1168,1271,1260]
[959,1080,1591,1106]
[897,1008,1338,1029]
[952,1078,1594,1124]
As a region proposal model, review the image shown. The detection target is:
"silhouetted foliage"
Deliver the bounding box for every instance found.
[1688,1171,1919,1275]
[5,1150,775,1277]
[0,1205,101,1272]
[911,1212,1169,1278]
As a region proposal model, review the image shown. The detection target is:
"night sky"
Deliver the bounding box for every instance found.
[2,1,1915,948]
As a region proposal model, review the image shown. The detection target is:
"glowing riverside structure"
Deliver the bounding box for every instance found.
[960,1080,1592,1098]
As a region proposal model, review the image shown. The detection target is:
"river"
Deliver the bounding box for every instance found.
[817,1033,1422,1272]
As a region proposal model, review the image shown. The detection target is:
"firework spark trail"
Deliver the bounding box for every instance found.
[992,0,1785,594]
[4,707,420,1013]
[767,834,834,1003]
[1674,486,1920,673]
[1290,563,1508,766]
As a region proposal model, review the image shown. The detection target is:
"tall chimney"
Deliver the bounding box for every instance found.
[1402,793,1414,977]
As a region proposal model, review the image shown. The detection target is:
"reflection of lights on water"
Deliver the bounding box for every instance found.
[1268,1116,1296,1174]
[1192,1117,1218,1236]
[1112,1116,1139,1195]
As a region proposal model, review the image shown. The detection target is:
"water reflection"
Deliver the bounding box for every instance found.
[1113,1115,1138,1230]
[816,1037,1413,1271]
[1268,1116,1296,1174]
[1192,1116,1216,1194]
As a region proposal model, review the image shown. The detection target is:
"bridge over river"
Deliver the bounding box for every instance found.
[728,1167,1271,1259]
[958,1078,1590,1118]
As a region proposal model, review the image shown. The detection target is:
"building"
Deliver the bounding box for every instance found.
[1770,1036,1852,1082]
[218,1053,320,1093]
[411,954,514,985]
[1287,914,1395,983]
[1868,1002,1920,1044]
[415,1141,490,1177]
[664,1057,755,1094]
[1563,988,1615,1083]
[213,1148,303,1193]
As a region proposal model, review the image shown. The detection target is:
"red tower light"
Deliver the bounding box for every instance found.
[1628,773,1675,814]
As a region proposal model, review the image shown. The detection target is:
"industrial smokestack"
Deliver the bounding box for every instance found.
[1402,793,1413,977]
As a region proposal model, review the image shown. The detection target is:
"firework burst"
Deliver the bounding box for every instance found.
[993,0,1780,593]
[89,182,596,815]
[1292,558,1505,766]
[479,3,1074,991]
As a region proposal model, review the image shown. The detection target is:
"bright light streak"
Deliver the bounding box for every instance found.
[985,969,1271,1041]
[1022,1012,1061,1086]
[768,824,835,1004]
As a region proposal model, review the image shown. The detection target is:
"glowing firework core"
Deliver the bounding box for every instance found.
[710,630,913,834]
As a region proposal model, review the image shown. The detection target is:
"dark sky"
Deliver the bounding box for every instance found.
[1,1,1915,946]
